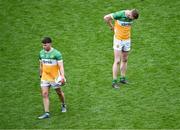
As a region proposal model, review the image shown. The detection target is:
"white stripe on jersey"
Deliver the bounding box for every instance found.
[117,20,133,26]
[41,59,58,66]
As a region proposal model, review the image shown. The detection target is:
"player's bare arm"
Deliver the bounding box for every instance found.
[57,60,66,83]
[39,61,43,78]
[104,14,114,31]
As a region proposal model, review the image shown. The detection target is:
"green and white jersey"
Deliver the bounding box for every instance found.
[39,48,63,81]
[111,10,133,40]
[112,10,133,23]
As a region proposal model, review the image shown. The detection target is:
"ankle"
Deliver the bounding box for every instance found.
[120,76,126,79]
[112,79,117,83]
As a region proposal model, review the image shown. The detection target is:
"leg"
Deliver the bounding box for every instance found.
[55,87,67,112]
[112,49,121,88]
[120,51,128,77]
[41,87,50,112]
[38,87,50,119]
[113,49,121,80]
[112,37,123,88]
[119,51,129,84]
[55,87,65,104]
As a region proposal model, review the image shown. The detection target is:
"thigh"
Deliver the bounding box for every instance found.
[41,86,49,96]
[113,36,123,51]
[40,81,50,95]
[114,49,121,62]
[121,51,129,61]
[55,87,62,94]
[41,80,51,88]
[122,39,131,52]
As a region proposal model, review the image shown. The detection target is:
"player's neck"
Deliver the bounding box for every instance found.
[45,47,53,52]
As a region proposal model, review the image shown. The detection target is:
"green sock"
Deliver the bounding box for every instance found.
[112,79,117,83]
[120,76,125,79]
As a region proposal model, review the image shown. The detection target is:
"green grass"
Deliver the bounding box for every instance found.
[0,0,180,129]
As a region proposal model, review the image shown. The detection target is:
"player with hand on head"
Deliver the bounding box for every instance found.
[104,9,139,88]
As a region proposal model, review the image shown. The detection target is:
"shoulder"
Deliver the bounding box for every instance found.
[40,49,44,53]
[39,50,44,59]
[53,48,63,60]
[39,49,44,55]
[112,10,126,19]
[114,10,125,14]
[53,48,62,55]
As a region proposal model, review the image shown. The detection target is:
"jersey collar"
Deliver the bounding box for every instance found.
[44,47,54,53]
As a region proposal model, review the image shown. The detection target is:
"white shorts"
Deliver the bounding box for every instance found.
[41,76,63,89]
[113,37,131,51]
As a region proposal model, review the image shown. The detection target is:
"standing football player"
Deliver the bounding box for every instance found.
[104,9,139,88]
[38,37,67,119]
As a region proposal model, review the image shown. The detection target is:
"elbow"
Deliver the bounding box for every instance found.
[103,15,108,22]
[104,17,109,23]
[104,15,112,23]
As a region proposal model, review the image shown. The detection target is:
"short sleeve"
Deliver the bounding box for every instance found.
[112,10,125,20]
[56,51,63,61]
[39,53,42,60]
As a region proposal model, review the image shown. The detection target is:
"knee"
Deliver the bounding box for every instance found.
[122,58,128,63]
[122,56,128,62]
[59,92,64,97]
[56,89,64,96]
[114,60,120,64]
[42,92,49,98]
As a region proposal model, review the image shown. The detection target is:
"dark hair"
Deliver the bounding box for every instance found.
[132,9,139,19]
[42,37,52,44]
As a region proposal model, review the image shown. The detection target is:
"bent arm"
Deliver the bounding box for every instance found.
[104,14,114,31]
[39,61,42,78]
[57,60,65,79]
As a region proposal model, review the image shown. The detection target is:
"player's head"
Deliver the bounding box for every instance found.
[129,9,139,20]
[41,37,52,51]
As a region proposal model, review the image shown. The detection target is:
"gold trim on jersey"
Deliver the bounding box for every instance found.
[114,20,131,40]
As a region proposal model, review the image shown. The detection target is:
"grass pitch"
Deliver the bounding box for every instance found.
[0,0,180,129]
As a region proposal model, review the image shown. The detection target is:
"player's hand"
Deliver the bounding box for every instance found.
[60,77,66,85]
[111,26,114,32]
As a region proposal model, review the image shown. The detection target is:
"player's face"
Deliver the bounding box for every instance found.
[127,11,134,20]
[43,43,51,51]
